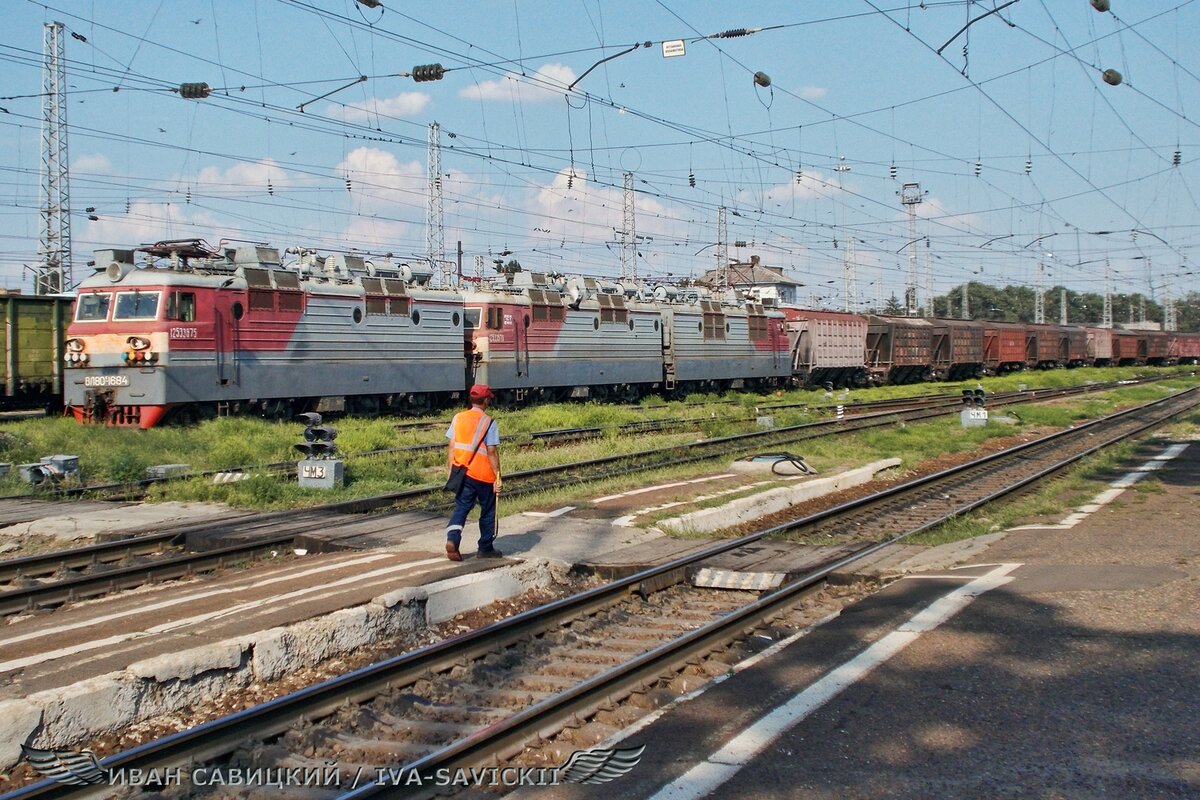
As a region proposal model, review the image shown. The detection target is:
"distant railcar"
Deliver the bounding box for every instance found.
[982,322,1028,374]
[1176,331,1200,364]
[1,292,70,411]
[1145,330,1175,365]
[866,315,933,384]
[1113,331,1148,365]
[1084,326,1114,366]
[780,307,868,388]
[939,319,985,380]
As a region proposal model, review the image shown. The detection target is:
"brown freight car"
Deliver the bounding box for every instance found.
[866,315,934,384]
[982,322,1027,374]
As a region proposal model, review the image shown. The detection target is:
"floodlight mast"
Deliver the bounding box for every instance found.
[899,182,924,316]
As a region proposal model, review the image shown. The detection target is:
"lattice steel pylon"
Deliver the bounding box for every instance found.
[1164,276,1177,331]
[1102,259,1113,328]
[900,182,923,316]
[620,172,637,281]
[716,205,728,290]
[1034,261,1045,324]
[38,21,72,295]
[426,122,447,286]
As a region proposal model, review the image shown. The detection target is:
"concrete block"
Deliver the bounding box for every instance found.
[294,606,373,663]
[250,627,299,683]
[30,675,140,748]
[128,640,246,682]
[138,667,253,719]
[146,463,191,479]
[662,458,902,535]
[298,459,344,489]
[0,698,42,770]
[423,568,525,624]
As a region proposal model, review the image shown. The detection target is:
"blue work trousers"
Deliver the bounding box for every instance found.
[445,475,497,552]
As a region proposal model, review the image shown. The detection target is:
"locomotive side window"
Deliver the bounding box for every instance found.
[486,307,504,329]
[464,309,481,328]
[364,278,386,316]
[114,290,161,320]
[75,292,111,321]
[249,290,274,311]
[166,292,196,322]
[232,302,244,320]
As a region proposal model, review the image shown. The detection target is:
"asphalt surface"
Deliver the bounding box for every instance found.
[521,438,1200,799]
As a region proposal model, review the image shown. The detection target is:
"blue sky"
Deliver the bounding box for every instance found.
[1,0,1197,310]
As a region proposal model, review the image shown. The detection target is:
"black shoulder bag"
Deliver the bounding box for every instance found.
[445,416,492,494]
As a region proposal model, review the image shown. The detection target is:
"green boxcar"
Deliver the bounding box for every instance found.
[1,292,70,411]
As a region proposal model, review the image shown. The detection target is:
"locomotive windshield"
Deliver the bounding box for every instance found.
[113,290,161,320]
[74,292,111,321]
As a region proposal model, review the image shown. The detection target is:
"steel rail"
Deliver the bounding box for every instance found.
[3,388,1194,800]
[0,380,1149,613]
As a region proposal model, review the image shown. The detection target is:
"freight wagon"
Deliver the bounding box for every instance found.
[1,291,70,411]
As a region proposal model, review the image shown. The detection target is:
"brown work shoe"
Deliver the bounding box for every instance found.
[445,542,462,562]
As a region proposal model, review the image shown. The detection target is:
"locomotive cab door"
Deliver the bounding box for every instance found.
[212,292,243,386]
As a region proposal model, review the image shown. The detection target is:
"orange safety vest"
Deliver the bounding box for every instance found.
[450,408,497,483]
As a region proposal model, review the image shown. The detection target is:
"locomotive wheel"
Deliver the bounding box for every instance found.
[167,405,198,427]
[618,384,642,403]
[590,385,612,402]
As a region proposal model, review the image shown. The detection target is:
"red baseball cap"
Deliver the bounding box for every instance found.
[469,384,495,401]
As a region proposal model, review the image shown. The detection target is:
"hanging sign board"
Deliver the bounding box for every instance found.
[662,39,686,58]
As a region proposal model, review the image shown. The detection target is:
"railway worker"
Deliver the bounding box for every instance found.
[444,384,503,561]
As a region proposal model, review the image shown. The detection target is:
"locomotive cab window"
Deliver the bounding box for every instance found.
[75,292,111,321]
[486,307,505,329]
[464,309,481,329]
[166,292,196,322]
[113,290,161,320]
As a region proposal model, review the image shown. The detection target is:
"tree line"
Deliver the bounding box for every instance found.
[874,282,1199,332]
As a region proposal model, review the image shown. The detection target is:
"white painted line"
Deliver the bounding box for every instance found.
[609,480,770,528]
[521,506,575,518]
[1,552,399,648]
[593,474,737,504]
[0,558,447,673]
[646,563,1021,800]
[1006,444,1188,532]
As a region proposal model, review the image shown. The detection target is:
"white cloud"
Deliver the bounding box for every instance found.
[336,147,427,248]
[460,63,576,103]
[332,92,431,122]
[800,86,827,100]
[191,159,310,195]
[72,153,112,173]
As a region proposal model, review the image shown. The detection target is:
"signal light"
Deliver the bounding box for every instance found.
[297,414,338,459]
[412,64,446,83]
[303,426,338,443]
[294,442,339,458]
[963,388,986,407]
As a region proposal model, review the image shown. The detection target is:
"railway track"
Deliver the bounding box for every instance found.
[7,376,1155,504]
[3,386,1195,799]
[0,378,1170,616]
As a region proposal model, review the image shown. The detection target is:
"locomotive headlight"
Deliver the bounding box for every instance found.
[127,336,151,351]
[79,353,89,363]
[65,337,85,353]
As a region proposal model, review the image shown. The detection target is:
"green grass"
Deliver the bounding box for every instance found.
[904,438,1157,546]
[1,368,1195,508]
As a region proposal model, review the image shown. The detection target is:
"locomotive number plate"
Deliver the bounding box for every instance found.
[84,375,131,387]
